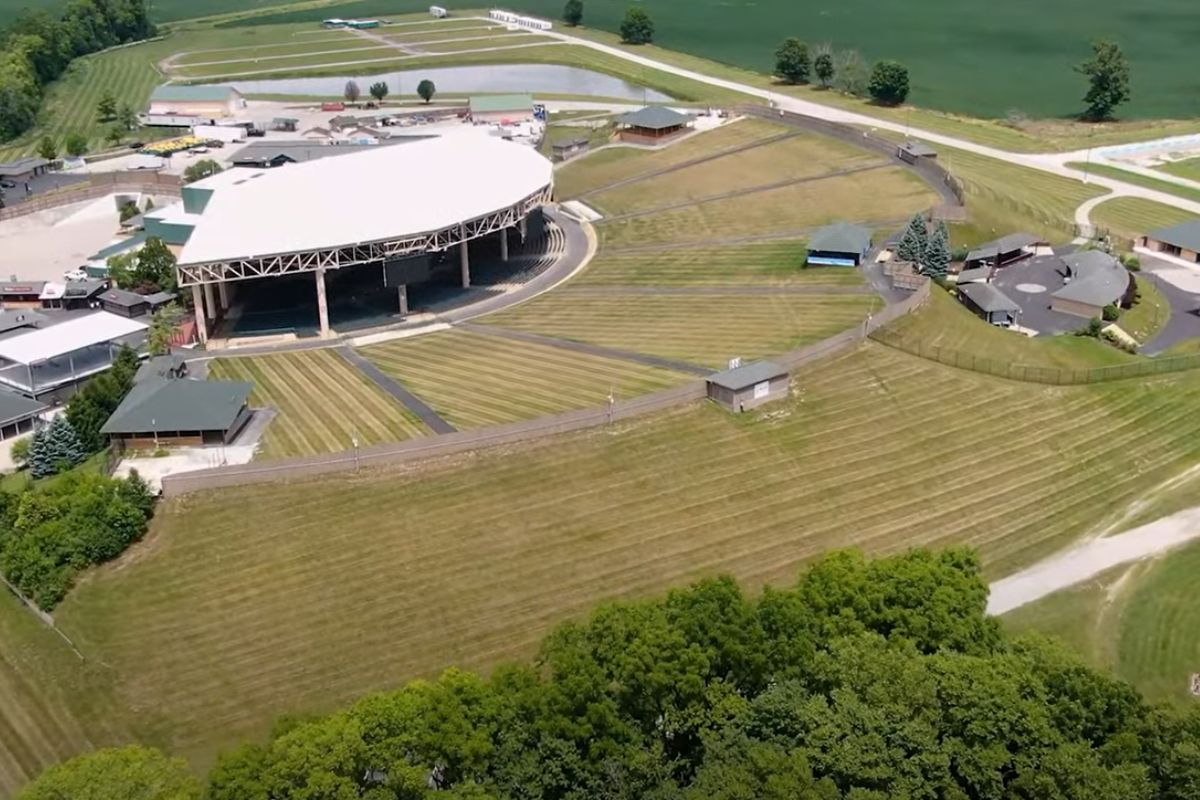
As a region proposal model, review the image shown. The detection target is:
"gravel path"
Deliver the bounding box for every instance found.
[988,506,1200,614]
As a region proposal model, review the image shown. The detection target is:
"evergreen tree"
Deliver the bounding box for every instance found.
[27,428,53,478]
[923,222,950,279]
[895,214,927,264]
[41,415,85,474]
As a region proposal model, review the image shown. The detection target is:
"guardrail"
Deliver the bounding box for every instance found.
[161,281,931,496]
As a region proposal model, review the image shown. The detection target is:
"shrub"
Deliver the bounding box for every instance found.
[1077,317,1104,337]
[1122,253,1141,271]
[619,6,654,44]
[1102,303,1120,322]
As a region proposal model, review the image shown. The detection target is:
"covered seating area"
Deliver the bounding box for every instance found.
[616,106,693,143]
[0,312,148,399]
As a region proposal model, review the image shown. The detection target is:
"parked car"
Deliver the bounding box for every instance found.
[128,141,145,149]
[0,180,14,189]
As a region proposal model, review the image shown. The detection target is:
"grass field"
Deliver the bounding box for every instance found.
[1064,162,1200,205]
[481,292,880,367]
[575,241,865,286]
[361,330,689,429]
[597,167,936,247]
[3,343,1195,788]
[554,118,785,198]
[881,289,1135,368]
[417,33,554,54]
[174,38,375,66]
[586,134,883,216]
[1004,540,1200,706]
[1155,157,1200,183]
[207,349,427,458]
[1120,278,1170,344]
[1090,198,1200,240]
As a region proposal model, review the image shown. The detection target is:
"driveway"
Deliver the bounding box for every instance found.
[1138,256,1200,353]
[989,255,1089,335]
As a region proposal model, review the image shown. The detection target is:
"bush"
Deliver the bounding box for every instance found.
[1102,303,1120,322]
[619,6,654,43]
[9,437,30,469]
[1077,317,1104,337]
[1122,253,1141,271]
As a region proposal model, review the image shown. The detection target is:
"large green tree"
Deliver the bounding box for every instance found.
[16,745,199,800]
[923,220,950,278]
[1076,40,1131,121]
[773,37,810,84]
[108,235,177,294]
[896,213,928,264]
[417,79,436,104]
[813,52,834,88]
[369,80,389,103]
[868,60,910,105]
[563,0,583,27]
[619,6,654,44]
[182,158,222,184]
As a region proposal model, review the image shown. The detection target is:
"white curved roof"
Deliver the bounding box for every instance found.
[178,135,553,265]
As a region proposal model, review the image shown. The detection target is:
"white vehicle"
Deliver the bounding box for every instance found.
[429,5,448,17]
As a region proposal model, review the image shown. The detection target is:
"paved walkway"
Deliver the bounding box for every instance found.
[459,322,711,375]
[335,345,457,434]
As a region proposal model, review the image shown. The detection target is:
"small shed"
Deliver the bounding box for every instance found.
[954,266,992,285]
[0,390,46,441]
[271,117,299,132]
[616,106,692,143]
[806,222,873,266]
[964,232,1044,269]
[0,157,50,182]
[706,360,789,412]
[551,135,591,162]
[896,141,936,164]
[1139,219,1200,264]
[0,281,47,308]
[958,282,1020,327]
[100,288,152,318]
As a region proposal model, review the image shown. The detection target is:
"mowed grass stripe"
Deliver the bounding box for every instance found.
[588,133,882,215]
[1090,197,1200,240]
[362,330,690,429]
[50,347,1200,772]
[576,241,865,286]
[177,45,401,77]
[597,167,936,247]
[176,40,387,67]
[208,350,426,459]
[484,292,880,367]
[553,117,787,198]
[175,36,367,64]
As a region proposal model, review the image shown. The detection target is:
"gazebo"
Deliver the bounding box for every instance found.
[616,106,692,143]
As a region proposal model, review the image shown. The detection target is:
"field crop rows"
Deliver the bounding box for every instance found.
[1090,197,1200,240]
[587,134,884,216]
[361,330,689,429]
[596,167,935,247]
[575,241,864,286]
[207,349,427,459]
[31,345,1200,778]
[482,292,880,368]
[1004,540,1200,706]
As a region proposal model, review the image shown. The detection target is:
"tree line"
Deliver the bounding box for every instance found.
[0,0,155,144]
[17,547,1200,799]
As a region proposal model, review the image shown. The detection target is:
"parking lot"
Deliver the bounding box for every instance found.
[990,252,1087,335]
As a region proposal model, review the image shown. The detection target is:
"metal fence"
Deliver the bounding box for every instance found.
[160,282,933,497]
[870,326,1200,385]
[0,172,182,221]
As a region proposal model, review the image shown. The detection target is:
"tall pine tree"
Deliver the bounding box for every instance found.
[923,222,950,279]
[896,213,928,265]
[27,428,53,478]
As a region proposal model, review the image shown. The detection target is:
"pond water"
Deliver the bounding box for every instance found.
[210,64,672,102]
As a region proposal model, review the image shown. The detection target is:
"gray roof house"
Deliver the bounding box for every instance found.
[1140,220,1200,264]
[705,360,790,412]
[965,232,1044,267]
[617,106,692,141]
[807,222,873,266]
[958,281,1020,326]
[1050,250,1131,317]
[102,374,253,447]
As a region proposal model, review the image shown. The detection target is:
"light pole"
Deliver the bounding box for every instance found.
[351,429,360,470]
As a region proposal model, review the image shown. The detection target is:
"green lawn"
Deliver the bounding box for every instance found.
[361,330,690,429]
[576,241,864,286]
[1155,156,1200,183]
[1004,541,1200,706]
[14,344,1200,787]
[1120,277,1170,345]
[1064,162,1200,205]
[597,167,936,247]
[207,349,427,458]
[1091,197,1200,241]
[481,292,880,368]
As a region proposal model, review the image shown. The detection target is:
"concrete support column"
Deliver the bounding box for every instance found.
[315,267,330,337]
[459,234,470,289]
[519,216,528,241]
[217,280,229,311]
[397,284,408,316]
[203,282,216,322]
[499,228,509,262]
[191,284,208,344]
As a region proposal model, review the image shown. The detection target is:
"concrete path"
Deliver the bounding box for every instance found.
[459,322,712,375]
[335,345,457,434]
[559,285,875,296]
[988,504,1200,614]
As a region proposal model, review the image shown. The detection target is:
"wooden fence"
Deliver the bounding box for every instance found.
[0,172,182,221]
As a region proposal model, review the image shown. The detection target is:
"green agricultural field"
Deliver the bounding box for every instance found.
[879,289,1134,370]
[576,241,864,286]
[9,344,1200,783]
[597,167,935,247]
[207,349,427,458]
[1156,157,1200,183]
[587,134,884,216]
[554,118,784,199]
[361,330,689,429]
[1091,197,1200,240]
[481,292,880,367]
[1004,541,1200,706]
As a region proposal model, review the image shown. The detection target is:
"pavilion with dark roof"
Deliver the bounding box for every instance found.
[617,106,692,143]
[806,222,873,266]
[1139,220,1200,265]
